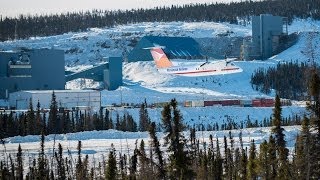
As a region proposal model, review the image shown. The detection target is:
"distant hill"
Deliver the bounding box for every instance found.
[0,0,319,41]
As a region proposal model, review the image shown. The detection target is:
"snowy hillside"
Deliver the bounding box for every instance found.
[0,21,252,66]
[0,19,318,65]
[1,19,319,126]
[0,20,319,172]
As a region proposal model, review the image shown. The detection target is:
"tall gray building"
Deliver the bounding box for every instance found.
[0,48,65,98]
[241,14,288,60]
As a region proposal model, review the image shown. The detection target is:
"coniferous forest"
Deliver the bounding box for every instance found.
[250,61,320,101]
[1,0,320,41]
[1,71,320,179]
[250,62,313,100]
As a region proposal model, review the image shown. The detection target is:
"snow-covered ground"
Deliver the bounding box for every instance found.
[0,126,301,172]
[1,19,318,65]
[0,19,319,165]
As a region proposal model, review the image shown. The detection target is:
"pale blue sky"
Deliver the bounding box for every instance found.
[0,0,237,18]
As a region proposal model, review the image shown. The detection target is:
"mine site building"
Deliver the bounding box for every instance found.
[9,90,101,111]
[127,36,203,62]
[0,48,65,99]
[241,14,289,60]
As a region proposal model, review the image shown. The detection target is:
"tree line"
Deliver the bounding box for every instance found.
[1,0,320,41]
[0,91,302,140]
[1,80,320,179]
[0,92,158,139]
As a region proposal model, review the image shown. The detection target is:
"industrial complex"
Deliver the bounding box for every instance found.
[0,14,296,110]
[127,14,293,62]
[0,48,122,110]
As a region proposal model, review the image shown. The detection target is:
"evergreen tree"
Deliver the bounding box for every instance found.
[38,131,49,179]
[137,139,150,179]
[26,98,35,135]
[76,141,84,180]
[48,91,58,134]
[35,101,42,135]
[55,143,66,180]
[129,142,138,180]
[7,112,17,137]
[162,99,194,179]
[268,135,277,179]
[115,113,121,131]
[247,140,257,180]
[308,69,320,177]
[215,137,223,180]
[139,102,151,132]
[148,122,165,179]
[16,144,23,180]
[258,140,270,179]
[105,144,117,180]
[272,94,290,179]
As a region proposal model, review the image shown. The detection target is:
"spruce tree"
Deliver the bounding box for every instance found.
[162,99,194,179]
[55,143,66,180]
[258,140,270,179]
[35,101,42,135]
[38,130,49,179]
[105,144,117,180]
[272,94,290,179]
[148,122,165,179]
[76,141,83,180]
[247,140,257,180]
[268,135,277,179]
[16,144,23,180]
[129,144,138,180]
[307,69,320,177]
[215,138,223,180]
[137,139,150,179]
[139,102,151,132]
[26,98,35,135]
[48,91,58,134]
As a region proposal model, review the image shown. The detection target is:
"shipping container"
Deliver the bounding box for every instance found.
[280,99,292,106]
[252,99,262,107]
[240,99,252,107]
[204,100,221,106]
[191,100,204,107]
[221,100,240,106]
[184,101,192,107]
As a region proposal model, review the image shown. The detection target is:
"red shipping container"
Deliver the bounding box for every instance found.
[252,99,262,107]
[221,100,240,106]
[261,99,274,104]
[204,100,221,106]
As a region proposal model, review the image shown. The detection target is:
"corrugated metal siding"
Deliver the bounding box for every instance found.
[127,36,202,62]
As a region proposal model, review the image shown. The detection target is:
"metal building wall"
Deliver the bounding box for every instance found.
[104,57,123,90]
[252,14,283,59]
[0,49,65,98]
[127,36,202,62]
[31,49,65,89]
[9,90,101,110]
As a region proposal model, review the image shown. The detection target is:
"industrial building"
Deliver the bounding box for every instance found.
[0,48,65,98]
[9,90,101,110]
[241,14,289,60]
[0,47,123,100]
[65,57,123,90]
[127,36,203,62]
